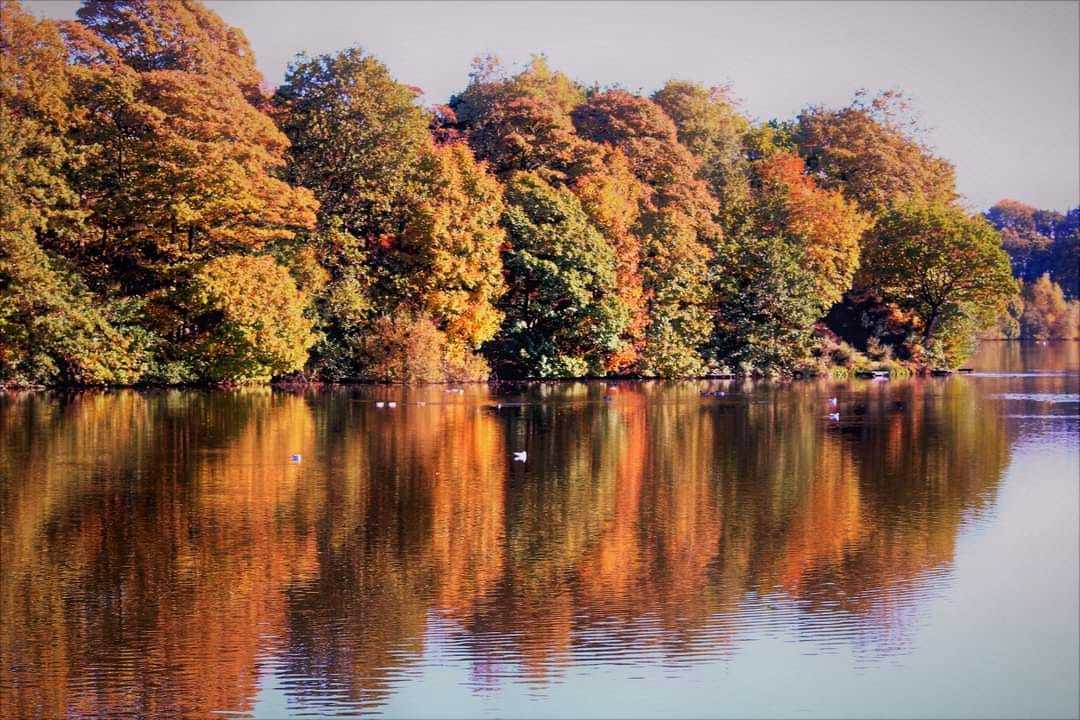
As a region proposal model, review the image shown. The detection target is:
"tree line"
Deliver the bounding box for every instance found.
[1,0,1074,386]
[983,200,1079,340]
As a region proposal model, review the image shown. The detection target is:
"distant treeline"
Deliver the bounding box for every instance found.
[983,202,1079,340]
[1,0,1075,386]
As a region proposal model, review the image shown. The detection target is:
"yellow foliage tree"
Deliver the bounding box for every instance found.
[185,255,316,382]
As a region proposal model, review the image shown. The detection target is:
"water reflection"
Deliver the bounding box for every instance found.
[1,344,1076,718]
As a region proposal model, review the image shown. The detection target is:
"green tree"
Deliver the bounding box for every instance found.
[487,172,630,377]
[710,231,820,375]
[274,47,431,238]
[304,220,374,379]
[638,209,712,376]
[275,50,509,381]
[861,202,1016,365]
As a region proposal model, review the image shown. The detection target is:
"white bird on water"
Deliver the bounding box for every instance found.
[828,397,838,405]
[290,454,302,463]
[375,401,385,408]
[388,401,397,408]
[513,451,527,462]
[827,412,840,421]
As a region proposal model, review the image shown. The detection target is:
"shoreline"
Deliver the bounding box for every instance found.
[2,340,1075,393]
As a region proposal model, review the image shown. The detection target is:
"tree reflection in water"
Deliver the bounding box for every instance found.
[4,347,1067,717]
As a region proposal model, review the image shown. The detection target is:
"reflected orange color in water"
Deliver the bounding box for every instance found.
[1,342,1076,717]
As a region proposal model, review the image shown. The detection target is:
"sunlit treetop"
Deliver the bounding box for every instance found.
[795,90,958,214]
[572,90,719,230]
[446,55,599,182]
[74,0,265,102]
[452,54,585,125]
[652,80,750,184]
[0,0,81,237]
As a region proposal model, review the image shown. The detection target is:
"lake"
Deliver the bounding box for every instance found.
[1,342,1077,719]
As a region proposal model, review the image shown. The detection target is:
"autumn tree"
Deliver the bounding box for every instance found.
[1,0,141,385]
[486,172,630,377]
[451,55,585,130]
[985,200,1079,297]
[652,80,751,227]
[751,153,868,308]
[393,142,508,378]
[183,255,316,382]
[67,68,316,283]
[74,0,266,102]
[5,0,320,384]
[1020,274,1079,340]
[572,150,649,371]
[55,50,318,382]
[795,90,958,214]
[447,56,598,182]
[1,0,81,238]
[573,90,721,375]
[1051,215,1079,298]
[985,200,1058,279]
[860,202,1016,365]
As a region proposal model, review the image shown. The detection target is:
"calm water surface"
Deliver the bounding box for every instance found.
[1,343,1077,719]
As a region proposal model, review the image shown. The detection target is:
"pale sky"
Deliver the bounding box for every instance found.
[28,0,1080,212]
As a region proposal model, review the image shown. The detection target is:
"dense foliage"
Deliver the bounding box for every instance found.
[984,200,1078,298]
[1,0,1069,385]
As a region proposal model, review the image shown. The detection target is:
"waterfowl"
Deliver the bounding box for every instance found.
[513,451,527,462]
